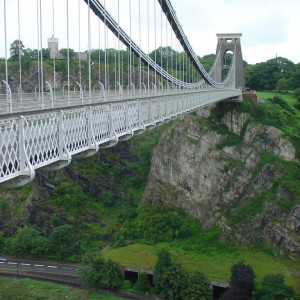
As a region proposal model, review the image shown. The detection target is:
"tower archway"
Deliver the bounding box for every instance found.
[212,33,245,90]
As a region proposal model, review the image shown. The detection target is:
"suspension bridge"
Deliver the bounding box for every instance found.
[0,0,245,187]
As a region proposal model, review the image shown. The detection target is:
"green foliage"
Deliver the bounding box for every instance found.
[258,274,295,300]
[222,261,255,300]
[121,203,200,243]
[246,57,295,91]
[182,271,212,300]
[276,78,288,92]
[81,252,124,290]
[294,88,300,101]
[59,48,76,58]
[216,132,243,149]
[5,227,48,256]
[160,263,189,300]
[48,224,80,258]
[10,39,25,59]
[270,96,295,115]
[134,272,151,293]
[153,249,172,293]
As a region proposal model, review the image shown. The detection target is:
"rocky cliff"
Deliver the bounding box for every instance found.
[143,104,300,258]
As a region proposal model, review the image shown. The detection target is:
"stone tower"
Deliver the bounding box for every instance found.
[213,33,245,90]
[47,35,59,59]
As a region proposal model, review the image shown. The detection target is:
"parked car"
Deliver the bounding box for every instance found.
[0,257,7,262]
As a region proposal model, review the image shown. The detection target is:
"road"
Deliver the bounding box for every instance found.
[0,257,79,278]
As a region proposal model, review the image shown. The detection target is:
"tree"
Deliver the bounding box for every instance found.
[294,88,300,101]
[183,271,212,300]
[276,78,288,92]
[134,272,151,293]
[59,48,76,59]
[221,262,255,300]
[258,274,295,300]
[153,249,172,293]
[160,263,188,300]
[48,224,80,258]
[81,252,124,290]
[10,39,25,59]
[5,227,48,255]
[97,259,124,289]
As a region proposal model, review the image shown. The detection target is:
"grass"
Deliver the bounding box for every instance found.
[0,277,129,300]
[257,91,297,105]
[104,242,300,291]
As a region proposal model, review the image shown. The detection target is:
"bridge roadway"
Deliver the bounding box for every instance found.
[0,87,194,115]
[0,88,241,187]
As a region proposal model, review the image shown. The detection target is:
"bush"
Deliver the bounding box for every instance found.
[160,263,188,300]
[258,274,295,300]
[48,224,80,258]
[270,96,295,115]
[294,88,300,101]
[222,262,255,300]
[183,271,212,300]
[153,249,172,293]
[5,227,48,256]
[134,272,151,293]
[81,252,124,290]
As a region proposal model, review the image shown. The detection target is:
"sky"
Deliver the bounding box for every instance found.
[1,0,299,65]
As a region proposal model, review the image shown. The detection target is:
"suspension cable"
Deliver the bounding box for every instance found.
[138,0,142,94]
[88,0,92,103]
[36,0,40,102]
[78,0,82,85]
[129,0,132,89]
[98,18,101,84]
[66,0,70,105]
[147,0,150,93]
[153,0,157,91]
[39,0,44,108]
[3,0,11,112]
[52,0,56,96]
[18,0,22,99]
[104,0,107,91]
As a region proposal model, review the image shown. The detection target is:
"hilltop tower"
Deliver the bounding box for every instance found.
[213,33,245,90]
[47,35,59,59]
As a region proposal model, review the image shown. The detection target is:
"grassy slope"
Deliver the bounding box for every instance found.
[104,243,300,289]
[257,91,297,105]
[0,277,128,300]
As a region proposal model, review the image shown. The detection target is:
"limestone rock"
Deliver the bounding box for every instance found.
[143,109,299,255]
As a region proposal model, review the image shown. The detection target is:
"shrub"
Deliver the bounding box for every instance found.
[81,252,124,290]
[221,262,255,300]
[153,249,172,293]
[258,274,295,300]
[160,263,188,300]
[294,88,300,101]
[134,272,151,293]
[183,271,212,300]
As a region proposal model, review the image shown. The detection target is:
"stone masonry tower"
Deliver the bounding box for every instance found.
[213,33,245,90]
[47,35,59,59]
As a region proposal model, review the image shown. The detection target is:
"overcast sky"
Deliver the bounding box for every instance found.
[1,0,299,65]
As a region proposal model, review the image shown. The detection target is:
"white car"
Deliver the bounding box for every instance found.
[0,257,7,262]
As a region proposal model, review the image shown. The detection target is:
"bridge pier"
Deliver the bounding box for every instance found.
[212,33,245,90]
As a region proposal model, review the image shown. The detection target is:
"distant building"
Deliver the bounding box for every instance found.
[47,36,87,60]
[47,36,59,59]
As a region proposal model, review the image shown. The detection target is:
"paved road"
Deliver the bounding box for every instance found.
[0,257,79,277]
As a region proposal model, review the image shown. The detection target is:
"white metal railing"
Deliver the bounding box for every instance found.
[0,88,241,187]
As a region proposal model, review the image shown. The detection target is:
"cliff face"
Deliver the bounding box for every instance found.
[143,106,300,257]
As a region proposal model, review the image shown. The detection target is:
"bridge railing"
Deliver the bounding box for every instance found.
[0,88,241,187]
